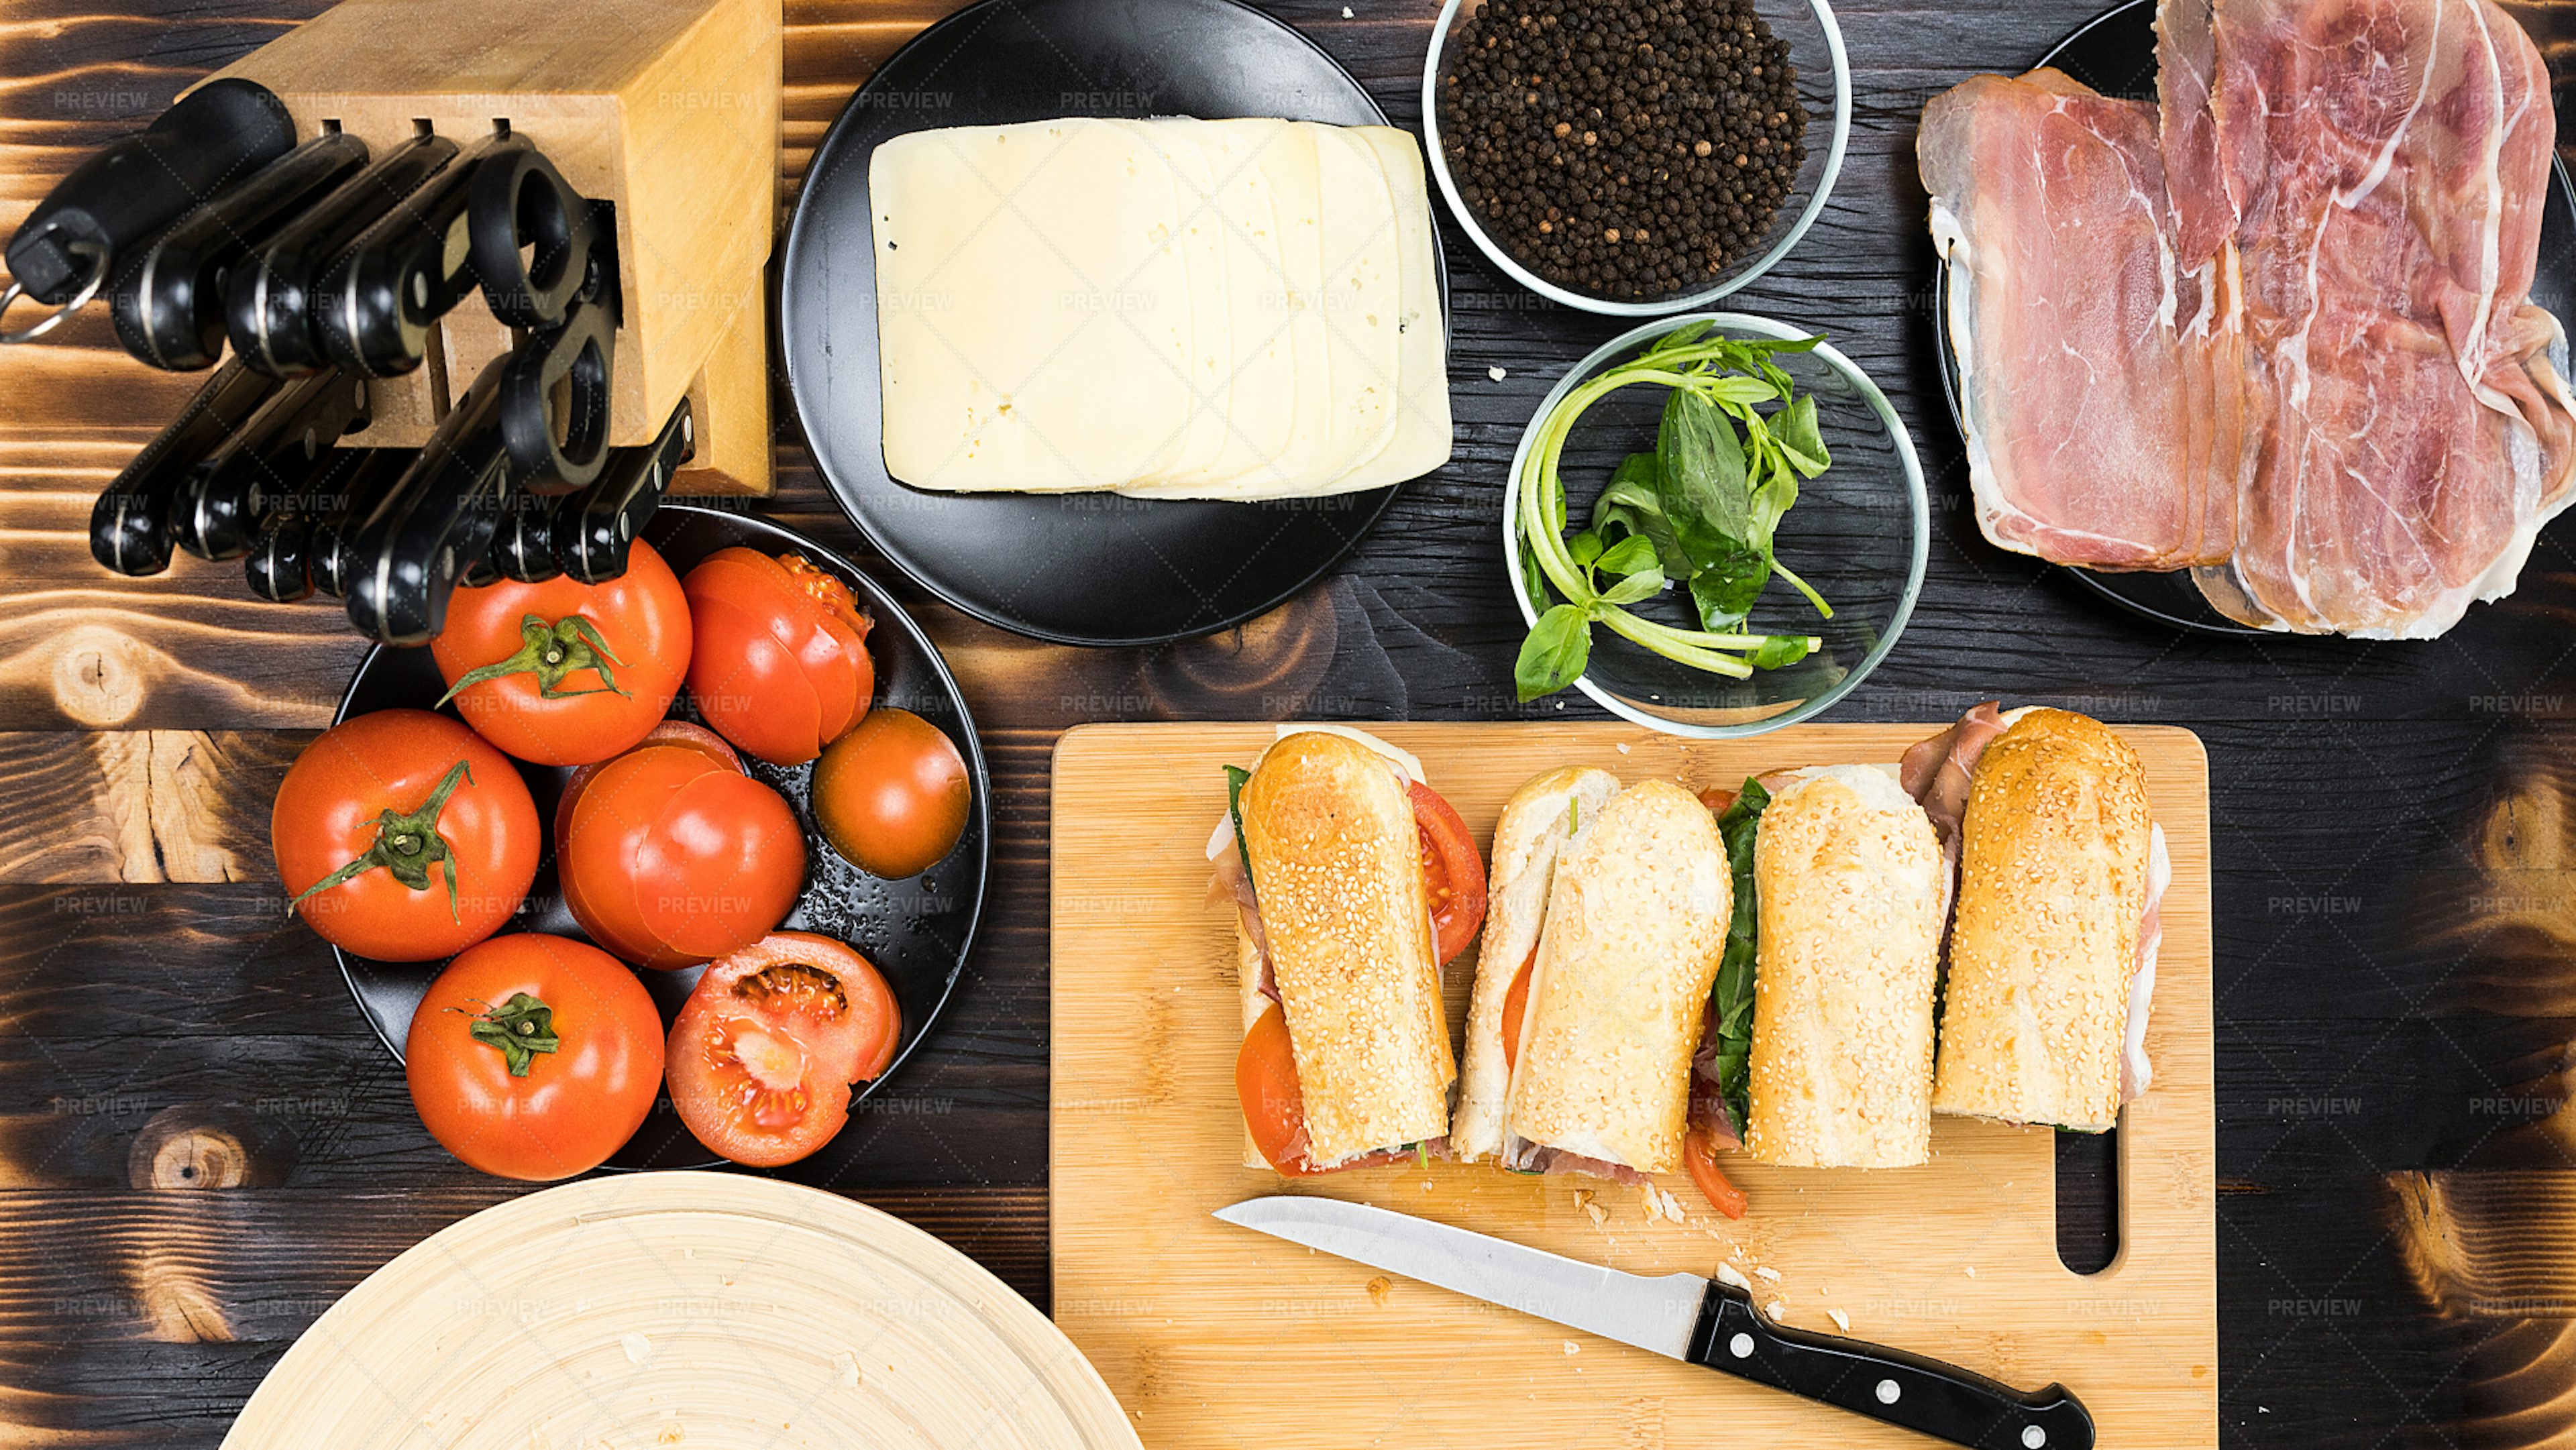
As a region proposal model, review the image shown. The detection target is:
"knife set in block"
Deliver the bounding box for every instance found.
[2,0,780,645]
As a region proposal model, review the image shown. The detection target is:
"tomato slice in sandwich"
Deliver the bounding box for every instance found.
[1501,944,1537,1074]
[1236,1001,1417,1176]
[1409,781,1487,966]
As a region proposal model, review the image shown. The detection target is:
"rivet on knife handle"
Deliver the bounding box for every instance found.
[1689,1283,2094,1450]
[555,398,692,583]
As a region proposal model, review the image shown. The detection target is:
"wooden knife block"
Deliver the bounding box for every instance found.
[203,0,782,494]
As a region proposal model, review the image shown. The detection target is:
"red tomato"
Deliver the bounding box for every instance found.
[1501,945,1537,1074]
[1234,1002,1417,1176]
[1409,781,1487,965]
[405,934,664,1180]
[810,708,971,879]
[682,548,875,765]
[666,932,902,1166]
[1699,786,1739,815]
[1683,1128,1750,1219]
[429,539,690,767]
[274,710,539,961]
[557,740,805,968]
[553,719,742,844]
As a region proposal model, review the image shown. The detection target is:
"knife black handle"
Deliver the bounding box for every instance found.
[1688,1284,2094,1450]
[91,357,286,575]
[343,351,517,645]
[230,132,460,377]
[470,145,610,330]
[5,79,294,314]
[307,449,413,599]
[108,130,371,371]
[315,131,529,378]
[556,398,693,583]
[246,508,317,602]
[490,489,564,584]
[500,270,618,492]
[172,369,371,561]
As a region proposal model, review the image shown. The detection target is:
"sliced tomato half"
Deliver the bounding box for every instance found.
[1408,781,1487,966]
[666,931,902,1166]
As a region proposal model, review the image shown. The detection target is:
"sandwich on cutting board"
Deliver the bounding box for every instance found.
[1208,728,1487,1174]
[1902,704,2169,1131]
[1453,771,1731,1182]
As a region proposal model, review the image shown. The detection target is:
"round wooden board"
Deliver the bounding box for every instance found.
[222,1172,1142,1450]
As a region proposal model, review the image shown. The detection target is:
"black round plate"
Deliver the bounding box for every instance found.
[331,504,991,1178]
[1931,0,2576,638]
[779,0,1440,647]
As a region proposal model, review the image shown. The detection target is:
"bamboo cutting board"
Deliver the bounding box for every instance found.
[1051,722,2215,1449]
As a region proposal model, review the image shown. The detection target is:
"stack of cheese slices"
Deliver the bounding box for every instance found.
[869,117,1451,500]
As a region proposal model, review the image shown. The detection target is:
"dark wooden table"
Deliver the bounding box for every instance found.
[6,0,2575,1444]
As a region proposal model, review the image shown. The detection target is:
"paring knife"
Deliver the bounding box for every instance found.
[1214,1196,2094,1450]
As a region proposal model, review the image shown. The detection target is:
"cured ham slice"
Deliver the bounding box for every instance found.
[2190,0,2576,637]
[1921,72,2240,570]
[1919,0,2576,638]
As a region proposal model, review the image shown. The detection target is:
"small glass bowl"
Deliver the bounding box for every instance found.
[1500,313,1927,738]
[1421,0,1853,316]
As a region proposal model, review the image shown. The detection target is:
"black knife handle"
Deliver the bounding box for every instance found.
[1687,1284,2094,1450]
[91,358,285,575]
[109,130,371,371]
[343,351,517,645]
[470,146,609,329]
[5,78,294,313]
[246,508,317,602]
[173,369,371,560]
[490,490,564,583]
[316,131,529,378]
[307,450,413,598]
[556,398,693,583]
[500,267,617,492]
[231,133,460,377]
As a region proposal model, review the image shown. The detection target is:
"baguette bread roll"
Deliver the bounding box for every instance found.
[1506,779,1729,1173]
[1454,766,1622,1162]
[1745,765,1946,1168]
[1931,709,2151,1132]
[1238,731,1454,1166]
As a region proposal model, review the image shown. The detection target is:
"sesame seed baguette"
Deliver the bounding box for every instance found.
[1238,731,1456,1168]
[1745,765,1947,1168]
[1931,708,2153,1133]
[1454,766,1623,1163]
[1504,779,1731,1174]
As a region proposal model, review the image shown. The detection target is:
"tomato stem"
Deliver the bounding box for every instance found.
[455,992,560,1076]
[286,758,476,922]
[437,612,631,706]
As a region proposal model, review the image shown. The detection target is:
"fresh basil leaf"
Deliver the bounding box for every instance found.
[1657,388,1751,560]
[1749,634,1813,669]
[1644,319,1712,358]
[1705,376,1780,406]
[1518,543,1554,612]
[1596,455,1693,577]
[1689,543,1770,628]
[1568,528,1604,569]
[1598,566,1666,606]
[1514,604,1592,702]
[1223,765,1256,889]
[1708,778,1772,1135]
[1595,534,1660,577]
[1775,394,1830,477]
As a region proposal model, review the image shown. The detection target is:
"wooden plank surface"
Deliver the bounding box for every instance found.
[1,0,2573,1445]
[1052,722,2215,1448]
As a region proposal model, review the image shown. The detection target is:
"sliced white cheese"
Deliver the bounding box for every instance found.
[1307,122,1403,476]
[871,119,1195,491]
[1114,118,1232,486]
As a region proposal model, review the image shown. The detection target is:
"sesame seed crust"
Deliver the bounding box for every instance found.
[1931,709,2152,1132]
[1745,765,1946,1168]
[1239,732,1456,1166]
[1505,779,1730,1174]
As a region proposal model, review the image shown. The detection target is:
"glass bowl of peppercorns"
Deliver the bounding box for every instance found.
[1424,0,1851,313]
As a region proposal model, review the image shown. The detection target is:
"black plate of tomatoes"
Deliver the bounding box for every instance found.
[288,505,989,1178]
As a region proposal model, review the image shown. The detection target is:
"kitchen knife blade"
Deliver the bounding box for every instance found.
[3,79,295,338]
[229,132,461,377]
[1214,1196,2094,1450]
[109,129,371,370]
[90,357,285,575]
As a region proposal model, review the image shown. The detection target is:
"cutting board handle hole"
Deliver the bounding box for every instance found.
[2055,1127,2119,1275]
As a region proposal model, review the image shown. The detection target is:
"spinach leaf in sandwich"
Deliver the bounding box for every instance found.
[1707,777,1772,1139]
[1223,765,1254,889]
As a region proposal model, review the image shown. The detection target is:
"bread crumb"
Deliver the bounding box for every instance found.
[1562,1341,1579,1356]
[1754,1266,1781,1283]
[1764,1298,1788,1321]
[1487,366,1508,382]
[1715,1263,1751,1291]
[1341,3,1353,13]
[1965,1266,1978,1278]
[1828,1308,1851,1333]
[1638,1184,1684,1224]
[622,1333,652,1364]
[1366,1276,1391,1306]
[1615,742,1633,755]
[834,1352,861,1388]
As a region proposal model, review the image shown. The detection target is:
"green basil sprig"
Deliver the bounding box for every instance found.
[1514,323,1834,702]
[1707,777,1772,1138]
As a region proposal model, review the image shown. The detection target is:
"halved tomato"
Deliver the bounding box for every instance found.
[666,932,902,1166]
[1408,781,1487,965]
[682,548,875,766]
[430,539,690,767]
[557,738,804,968]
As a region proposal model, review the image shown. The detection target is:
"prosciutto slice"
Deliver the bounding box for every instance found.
[1919,0,2576,638]
[1921,73,2241,570]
